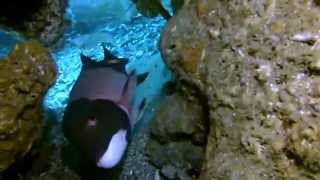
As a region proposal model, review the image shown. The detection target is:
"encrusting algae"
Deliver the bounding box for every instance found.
[0,40,56,172]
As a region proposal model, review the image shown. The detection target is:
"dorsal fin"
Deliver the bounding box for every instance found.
[106,59,128,75]
[80,53,93,66]
[102,46,129,74]
[80,49,129,75]
[102,46,118,60]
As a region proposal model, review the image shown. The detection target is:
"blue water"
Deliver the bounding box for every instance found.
[0,31,22,58]
[0,0,172,121]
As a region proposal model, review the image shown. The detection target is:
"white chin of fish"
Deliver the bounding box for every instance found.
[97,129,128,168]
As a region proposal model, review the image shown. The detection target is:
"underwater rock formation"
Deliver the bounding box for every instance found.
[0,0,68,47]
[146,93,206,179]
[161,0,320,179]
[0,40,56,172]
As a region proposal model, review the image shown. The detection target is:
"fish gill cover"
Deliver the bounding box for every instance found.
[0,0,172,121]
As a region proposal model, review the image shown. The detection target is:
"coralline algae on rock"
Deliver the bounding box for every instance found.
[0,40,56,172]
[161,0,320,179]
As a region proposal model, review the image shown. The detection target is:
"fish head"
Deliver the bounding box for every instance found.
[62,98,131,168]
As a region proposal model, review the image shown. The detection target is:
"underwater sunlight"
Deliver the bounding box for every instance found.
[0,0,172,121]
[46,0,172,121]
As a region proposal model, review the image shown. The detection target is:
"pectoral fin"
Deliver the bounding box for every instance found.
[117,76,136,113]
[137,72,149,85]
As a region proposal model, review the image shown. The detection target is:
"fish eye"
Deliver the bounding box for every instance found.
[87,117,97,127]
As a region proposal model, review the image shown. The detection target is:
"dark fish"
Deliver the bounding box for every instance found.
[62,47,148,169]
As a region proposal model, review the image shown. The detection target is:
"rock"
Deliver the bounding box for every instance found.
[146,93,206,179]
[146,140,204,180]
[160,0,320,179]
[38,169,80,180]
[150,94,205,144]
[161,165,177,179]
[0,0,68,47]
[0,40,56,172]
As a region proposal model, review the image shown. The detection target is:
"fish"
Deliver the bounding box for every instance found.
[62,46,148,169]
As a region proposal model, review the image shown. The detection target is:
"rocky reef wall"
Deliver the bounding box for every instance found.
[0,40,56,173]
[0,0,68,47]
[160,0,320,179]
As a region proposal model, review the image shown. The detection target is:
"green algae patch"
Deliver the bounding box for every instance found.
[0,40,56,172]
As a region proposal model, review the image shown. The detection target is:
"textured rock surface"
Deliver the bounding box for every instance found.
[146,93,206,179]
[0,40,56,172]
[161,0,320,179]
[0,0,68,47]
